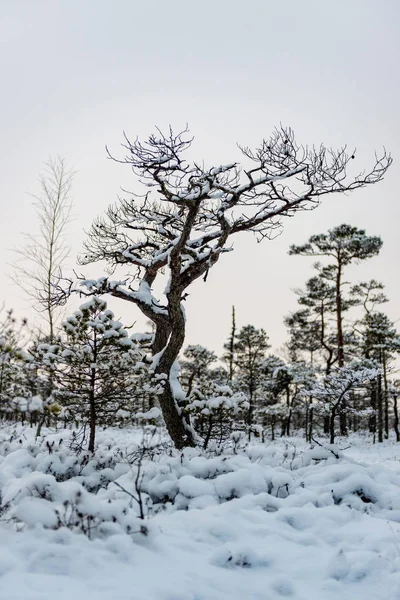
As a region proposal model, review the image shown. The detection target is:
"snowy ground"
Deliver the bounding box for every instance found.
[0,425,399,600]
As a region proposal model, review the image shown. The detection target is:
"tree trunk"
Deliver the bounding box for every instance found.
[305,403,309,442]
[335,261,344,368]
[393,396,400,442]
[89,396,96,452]
[203,415,213,450]
[247,378,255,429]
[308,406,314,442]
[88,366,96,453]
[158,382,194,449]
[330,408,336,444]
[155,290,195,449]
[228,306,236,381]
[285,388,291,436]
[336,260,347,436]
[340,411,348,437]
[323,415,330,435]
[377,374,383,443]
[88,333,98,453]
[383,352,389,439]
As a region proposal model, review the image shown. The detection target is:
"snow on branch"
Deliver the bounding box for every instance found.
[82,126,391,288]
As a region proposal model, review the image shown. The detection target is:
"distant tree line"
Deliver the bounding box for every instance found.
[2,223,399,451]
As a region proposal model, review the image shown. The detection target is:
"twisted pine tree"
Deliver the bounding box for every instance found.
[72,127,390,449]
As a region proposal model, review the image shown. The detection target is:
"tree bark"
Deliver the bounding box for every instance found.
[308,406,314,442]
[335,260,344,368]
[228,306,236,381]
[155,288,195,449]
[335,259,348,436]
[377,374,383,443]
[330,408,336,444]
[285,387,291,436]
[323,415,330,435]
[88,368,96,452]
[393,396,400,442]
[383,351,389,439]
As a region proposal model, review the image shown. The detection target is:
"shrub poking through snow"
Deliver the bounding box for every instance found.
[184,384,249,449]
[0,423,399,598]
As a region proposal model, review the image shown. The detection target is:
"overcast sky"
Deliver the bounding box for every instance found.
[1,0,399,356]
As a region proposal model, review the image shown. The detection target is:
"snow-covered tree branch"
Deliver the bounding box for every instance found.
[65,126,391,449]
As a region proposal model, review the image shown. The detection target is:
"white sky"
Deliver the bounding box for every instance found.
[1,0,399,357]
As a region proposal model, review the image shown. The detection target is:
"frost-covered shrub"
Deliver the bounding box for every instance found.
[184,384,249,449]
[0,427,154,539]
[256,403,289,441]
[1,422,400,559]
[8,476,149,539]
[304,360,380,443]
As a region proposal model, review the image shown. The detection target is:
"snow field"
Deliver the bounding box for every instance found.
[0,425,399,600]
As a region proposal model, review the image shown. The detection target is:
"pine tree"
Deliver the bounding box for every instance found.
[39,297,144,452]
[0,309,30,418]
[306,361,379,443]
[222,306,236,381]
[286,274,337,372]
[290,225,383,435]
[290,225,382,368]
[180,345,218,397]
[360,311,400,441]
[232,325,270,428]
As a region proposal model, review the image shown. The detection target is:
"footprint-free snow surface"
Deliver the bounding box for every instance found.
[0,426,399,600]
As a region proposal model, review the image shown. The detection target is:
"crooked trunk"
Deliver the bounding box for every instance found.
[155,291,195,449]
[158,381,193,449]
